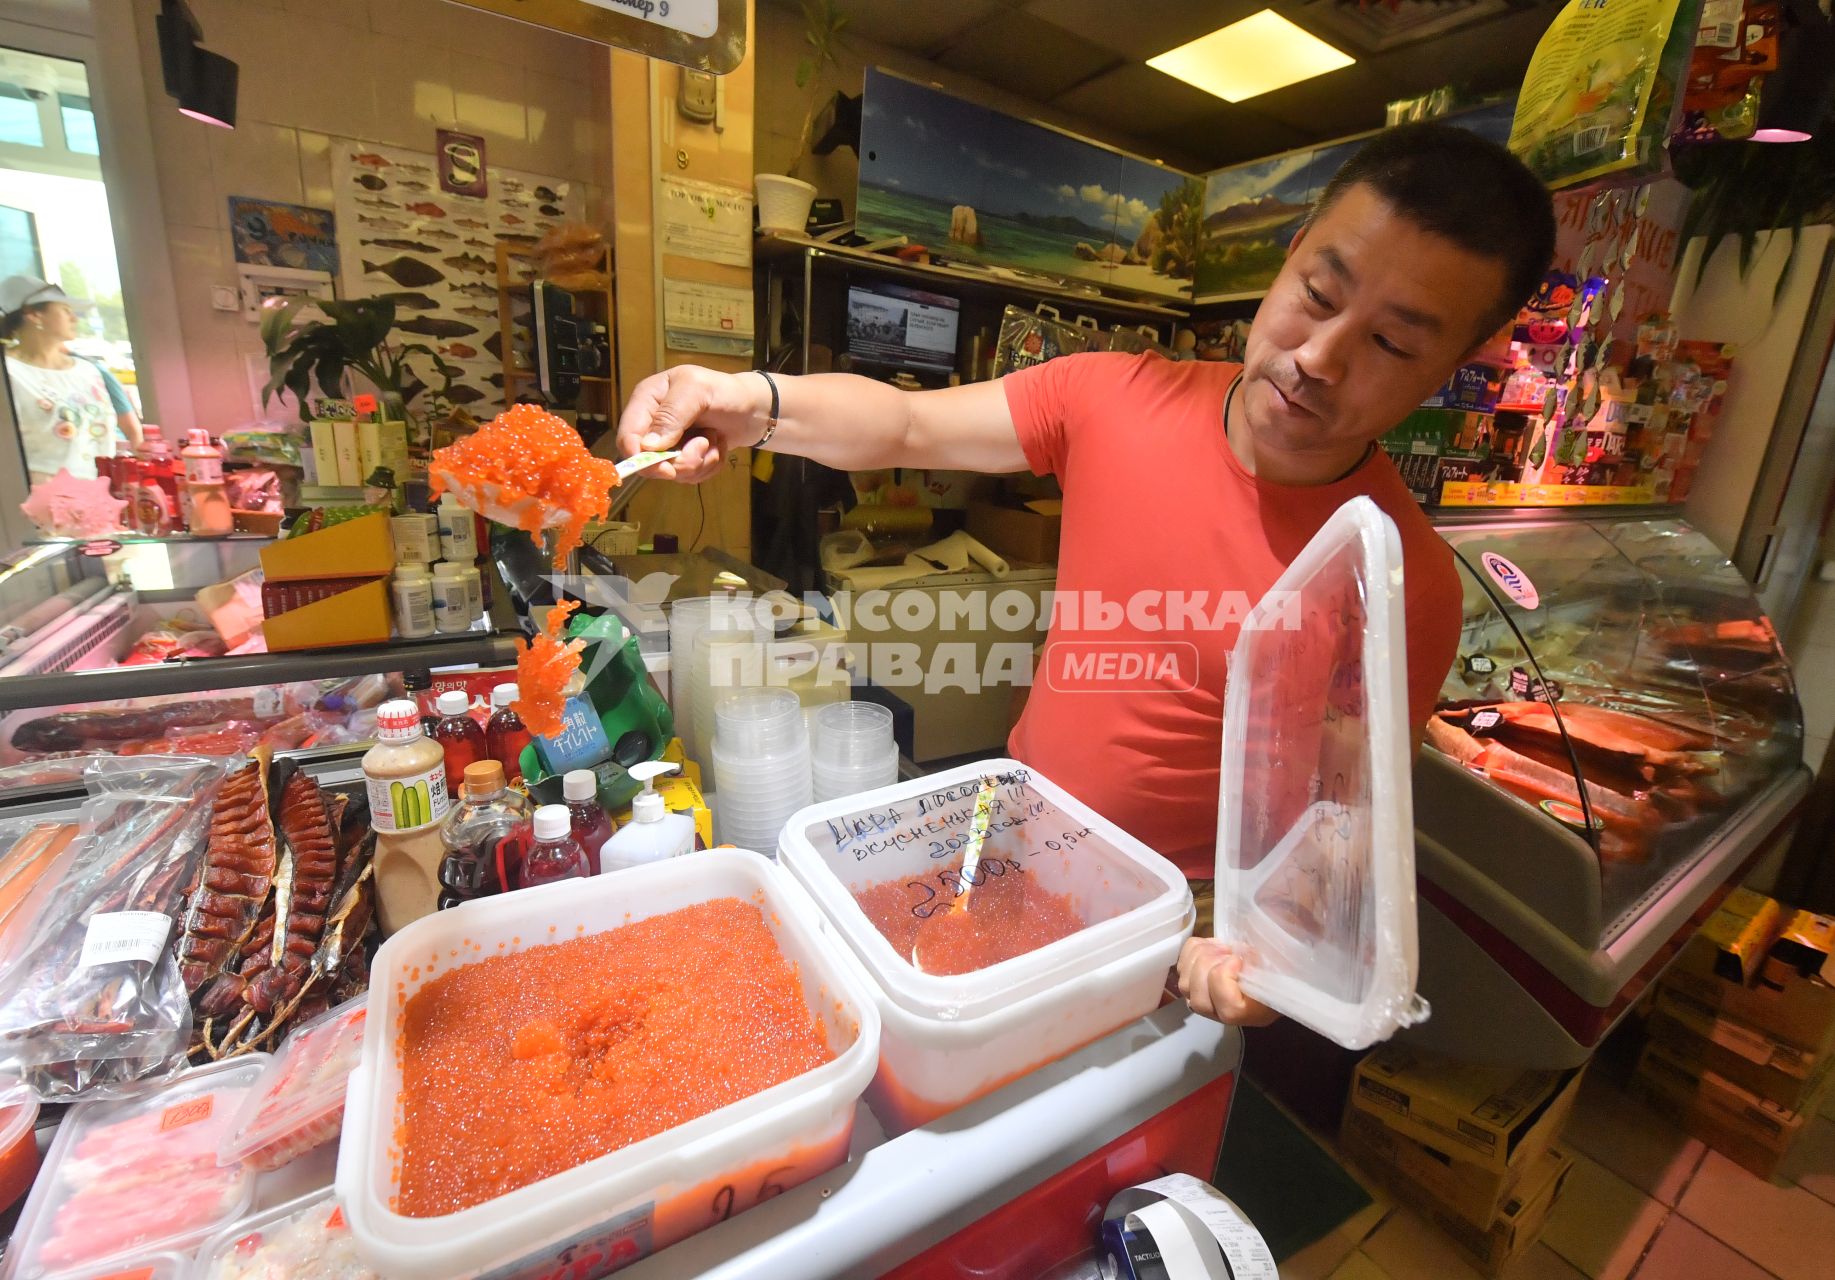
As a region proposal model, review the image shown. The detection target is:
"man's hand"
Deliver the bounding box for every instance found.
[1177,937,1279,1026]
[615,365,766,484]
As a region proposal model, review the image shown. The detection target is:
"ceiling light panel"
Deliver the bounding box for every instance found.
[1147,10,1354,103]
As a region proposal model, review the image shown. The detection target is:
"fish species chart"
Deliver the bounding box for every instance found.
[332,141,577,413]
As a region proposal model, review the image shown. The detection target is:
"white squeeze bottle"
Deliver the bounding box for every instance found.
[598,762,695,873]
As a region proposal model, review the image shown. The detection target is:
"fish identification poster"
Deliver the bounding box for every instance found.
[332,140,577,414]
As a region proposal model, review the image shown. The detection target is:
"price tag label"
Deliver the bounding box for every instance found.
[79,911,171,970]
[1470,709,1503,733]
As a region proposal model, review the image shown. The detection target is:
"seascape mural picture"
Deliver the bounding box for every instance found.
[856,68,1200,301]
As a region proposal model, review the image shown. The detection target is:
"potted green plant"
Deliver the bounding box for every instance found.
[260,295,459,421]
[755,0,847,234]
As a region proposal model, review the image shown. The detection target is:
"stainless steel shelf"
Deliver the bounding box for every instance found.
[0,632,522,712]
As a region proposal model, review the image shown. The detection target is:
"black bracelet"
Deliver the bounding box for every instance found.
[754,369,780,450]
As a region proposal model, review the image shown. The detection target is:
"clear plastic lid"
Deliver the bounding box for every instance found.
[217,999,366,1173]
[58,1254,187,1280]
[8,1055,269,1280]
[1214,496,1428,1050]
[187,1189,376,1280]
[782,760,1190,1019]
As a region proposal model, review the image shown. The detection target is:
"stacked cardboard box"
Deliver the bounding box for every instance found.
[1341,1046,1583,1275]
[1632,889,1835,1179]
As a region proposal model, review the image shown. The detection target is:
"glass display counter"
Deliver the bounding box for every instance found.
[1405,510,1809,1065]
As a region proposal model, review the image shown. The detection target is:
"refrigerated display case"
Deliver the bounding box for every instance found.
[1405,511,1809,1067]
[0,538,516,788]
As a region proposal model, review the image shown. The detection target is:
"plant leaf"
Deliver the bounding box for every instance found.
[259,298,308,355]
[795,56,813,89]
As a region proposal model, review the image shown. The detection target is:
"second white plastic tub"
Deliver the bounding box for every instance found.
[336,849,881,1279]
[779,760,1192,1132]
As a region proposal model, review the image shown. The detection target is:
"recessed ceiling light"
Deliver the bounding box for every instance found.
[1147,10,1354,104]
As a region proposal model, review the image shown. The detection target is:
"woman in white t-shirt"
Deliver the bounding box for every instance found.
[1,276,142,483]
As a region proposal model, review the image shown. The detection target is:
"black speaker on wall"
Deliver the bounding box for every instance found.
[156,0,238,129]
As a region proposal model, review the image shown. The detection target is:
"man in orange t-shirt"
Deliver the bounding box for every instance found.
[617,123,1556,1026]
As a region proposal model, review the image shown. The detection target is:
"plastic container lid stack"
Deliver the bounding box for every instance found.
[689,599,772,767]
[811,701,898,802]
[778,762,1191,1134]
[336,850,880,1279]
[711,688,812,850]
[1212,495,1427,1051]
[666,597,716,761]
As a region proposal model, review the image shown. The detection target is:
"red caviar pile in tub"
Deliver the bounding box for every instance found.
[395,898,833,1217]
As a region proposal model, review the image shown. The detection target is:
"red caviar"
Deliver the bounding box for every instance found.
[514,600,581,739]
[395,899,832,1218]
[852,862,1085,975]
[428,404,621,568]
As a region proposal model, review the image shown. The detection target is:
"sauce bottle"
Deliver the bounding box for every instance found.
[436,759,530,910]
[402,669,440,737]
[563,769,613,869]
[519,804,591,890]
[183,430,233,537]
[133,428,180,535]
[486,682,532,784]
[361,699,451,832]
[432,690,486,792]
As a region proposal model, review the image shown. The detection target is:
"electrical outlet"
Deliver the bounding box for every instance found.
[210,285,240,312]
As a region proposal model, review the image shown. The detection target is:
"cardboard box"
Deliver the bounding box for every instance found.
[261,578,391,651]
[1350,1046,1585,1174]
[1698,888,1788,985]
[1663,950,1835,1056]
[1359,1139,1574,1277]
[1647,985,1831,1111]
[1772,908,1835,980]
[1340,1106,1528,1230]
[260,513,396,582]
[261,575,385,619]
[967,499,1061,564]
[1632,1040,1827,1180]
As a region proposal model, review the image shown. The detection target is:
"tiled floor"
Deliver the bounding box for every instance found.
[1278,1067,1835,1280]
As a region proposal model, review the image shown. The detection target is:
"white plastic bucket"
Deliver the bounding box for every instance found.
[754,174,816,234]
[778,759,1192,1133]
[337,850,880,1279]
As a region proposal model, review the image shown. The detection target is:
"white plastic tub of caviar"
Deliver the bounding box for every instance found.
[778,759,1193,1132]
[336,849,880,1280]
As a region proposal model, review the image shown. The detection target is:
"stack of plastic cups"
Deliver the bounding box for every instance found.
[691,598,772,769]
[667,597,715,762]
[810,702,898,802]
[712,688,812,851]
